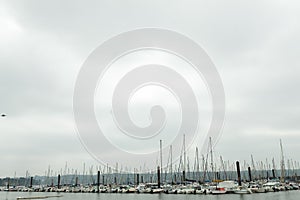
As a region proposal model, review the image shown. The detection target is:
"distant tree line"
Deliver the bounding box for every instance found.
[0,177,40,187]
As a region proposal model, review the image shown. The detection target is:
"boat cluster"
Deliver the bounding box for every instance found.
[1,180,300,195]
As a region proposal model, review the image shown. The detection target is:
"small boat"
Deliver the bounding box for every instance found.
[218,181,238,194]
[152,188,164,193]
[249,184,266,193]
[263,181,281,192]
[211,187,227,195]
[163,185,177,194]
[180,185,195,194]
[195,188,205,194]
[233,187,252,194]
[290,183,299,190]
[194,185,205,194]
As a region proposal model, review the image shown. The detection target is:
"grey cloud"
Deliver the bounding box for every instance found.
[0,0,300,176]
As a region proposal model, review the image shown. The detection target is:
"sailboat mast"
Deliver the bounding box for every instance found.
[280,139,285,182]
[183,134,186,173]
[220,156,227,180]
[209,137,214,180]
[170,145,173,183]
[202,154,206,182]
[195,147,199,181]
[160,139,163,183]
[251,155,256,180]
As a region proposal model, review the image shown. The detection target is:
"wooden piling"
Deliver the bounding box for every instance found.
[97,171,100,193]
[7,177,10,189]
[136,174,139,185]
[174,174,176,184]
[75,177,78,187]
[272,169,276,179]
[157,166,161,188]
[57,174,61,189]
[248,167,252,182]
[30,177,33,188]
[236,161,242,186]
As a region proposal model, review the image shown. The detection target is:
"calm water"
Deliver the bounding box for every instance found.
[0,191,299,200]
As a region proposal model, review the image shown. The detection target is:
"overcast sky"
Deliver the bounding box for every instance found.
[0,0,300,177]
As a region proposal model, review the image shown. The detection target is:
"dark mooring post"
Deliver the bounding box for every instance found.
[174,174,176,184]
[272,169,276,179]
[236,161,242,186]
[30,177,33,188]
[141,175,144,183]
[75,177,78,187]
[248,167,252,182]
[182,170,186,184]
[136,173,139,185]
[57,174,61,189]
[102,175,105,185]
[157,166,161,188]
[7,178,10,189]
[97,171,100,193]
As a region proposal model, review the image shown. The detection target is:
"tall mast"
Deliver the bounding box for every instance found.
[292,161,296,176]
[220,156,227,180]
[183,134,186,173]
[287,159,291,177]
[209,137,214,180]
[251,155,256,180]
[272,157,276,170]
[160,139,163,183]
[170,145,173,183]
[280,139,285,183]
[187,156,190,179]
[47,165,50,186]
[83,163,86,185]
[202,154,207,182]
[195,147,199,181]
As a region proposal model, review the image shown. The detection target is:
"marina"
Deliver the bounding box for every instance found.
[1,141,300,198]
[1,178,300,195]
